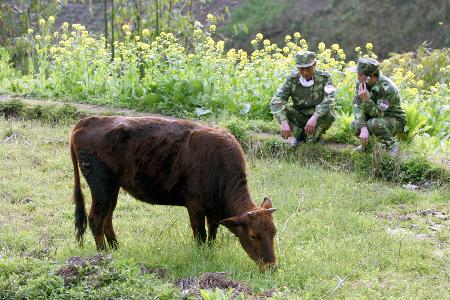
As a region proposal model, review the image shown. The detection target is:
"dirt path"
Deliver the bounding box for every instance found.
[0,94,149,117]
[1,94,448,170]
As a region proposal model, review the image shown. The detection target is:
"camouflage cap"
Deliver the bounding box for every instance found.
[356,58,379,75]
[295,51,316,68]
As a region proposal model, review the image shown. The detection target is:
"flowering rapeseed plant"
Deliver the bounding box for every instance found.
[0,15,448,152]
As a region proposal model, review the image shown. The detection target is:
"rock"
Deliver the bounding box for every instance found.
[402,183,419,190]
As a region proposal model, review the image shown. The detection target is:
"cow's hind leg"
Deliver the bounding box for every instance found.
[186,205,207,244]
[103,186,120,250]
[78,152,118,251]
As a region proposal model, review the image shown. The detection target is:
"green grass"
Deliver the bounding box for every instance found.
[0,117,449,298]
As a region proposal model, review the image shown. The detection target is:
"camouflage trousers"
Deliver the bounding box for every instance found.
[286,106,335,143]
[351,117,404,149]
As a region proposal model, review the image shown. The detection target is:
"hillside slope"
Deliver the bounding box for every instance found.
[222,0,449,58]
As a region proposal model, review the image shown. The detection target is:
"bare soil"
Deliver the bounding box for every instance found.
[56,254,274,298]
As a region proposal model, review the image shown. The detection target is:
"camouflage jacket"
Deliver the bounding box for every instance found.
[353,74,406,127]
[270,70,336,122]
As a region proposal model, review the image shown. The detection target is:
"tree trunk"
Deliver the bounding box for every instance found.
[104,0,108,49]
[111,0,115,60]
[155,0,159,36]
[168,0,172,29]
[134,0,142,37]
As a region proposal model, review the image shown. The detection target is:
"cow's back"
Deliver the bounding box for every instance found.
[71,116,199,204]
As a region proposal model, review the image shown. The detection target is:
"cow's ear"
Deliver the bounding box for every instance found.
[261,197,273,209]
[220,216,242,234]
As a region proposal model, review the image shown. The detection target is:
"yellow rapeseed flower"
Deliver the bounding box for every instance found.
[36,34,41,40]
[53,32,59,38]
[216,40,225,52]
[193,29,203,37]
[122,24,131,32]
[294,32,301,38]
[142,29,150,37]
[206,37,215,47]
[135,36,141,41]
[331,43,339,51]
[285,35,292,42]
[417,80,424,88]
[48,16,55,24]
[417,64,424,70]
[226,49,236,60]
[318,42,325,51]
[62,22,69,30]
[274,53,283,60]
[256,33,263,41]
[39,19,45,26]
[207,14,214,21]
[355,46,361,52]
[410,88,418,95]
[28,28,33,34]
[365,42,373,49]
[263,39,271,47]
[209,25,216,32]
[283,47,289,54]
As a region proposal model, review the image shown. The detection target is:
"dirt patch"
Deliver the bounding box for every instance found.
[418,208,449,220]
[175,272,274,299]
[56,253,112,287]
[140,265,167,278]
[378,206,449,250]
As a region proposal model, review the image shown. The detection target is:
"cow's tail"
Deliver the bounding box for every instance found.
[71,141,87,246]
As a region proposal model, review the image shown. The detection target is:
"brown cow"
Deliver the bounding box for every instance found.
[70,116,277,271]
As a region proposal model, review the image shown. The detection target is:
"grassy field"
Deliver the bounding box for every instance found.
[0,117,449,299]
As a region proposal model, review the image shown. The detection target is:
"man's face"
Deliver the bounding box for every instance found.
[298,63,316,80]
[357,73,368,83]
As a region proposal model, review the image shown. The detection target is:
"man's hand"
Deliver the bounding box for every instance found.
[280,120,291,139]
[358,82,370,101]
[359,126,369,145]
[304,115,318,135]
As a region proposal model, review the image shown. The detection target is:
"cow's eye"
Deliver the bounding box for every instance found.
[250,234,257,240]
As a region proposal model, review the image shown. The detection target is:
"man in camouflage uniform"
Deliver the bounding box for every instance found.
[270,51,336,146]
[351,58,406,156]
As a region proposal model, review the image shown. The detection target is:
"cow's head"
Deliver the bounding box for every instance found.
[220,197,277,272]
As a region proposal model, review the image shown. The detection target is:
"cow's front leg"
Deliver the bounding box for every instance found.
[187,207,206,244]
[207,216,219,243]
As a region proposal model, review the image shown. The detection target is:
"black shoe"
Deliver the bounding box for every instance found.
[297,131,307,142]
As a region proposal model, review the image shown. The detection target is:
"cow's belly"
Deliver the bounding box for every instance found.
[121,183,186,207]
